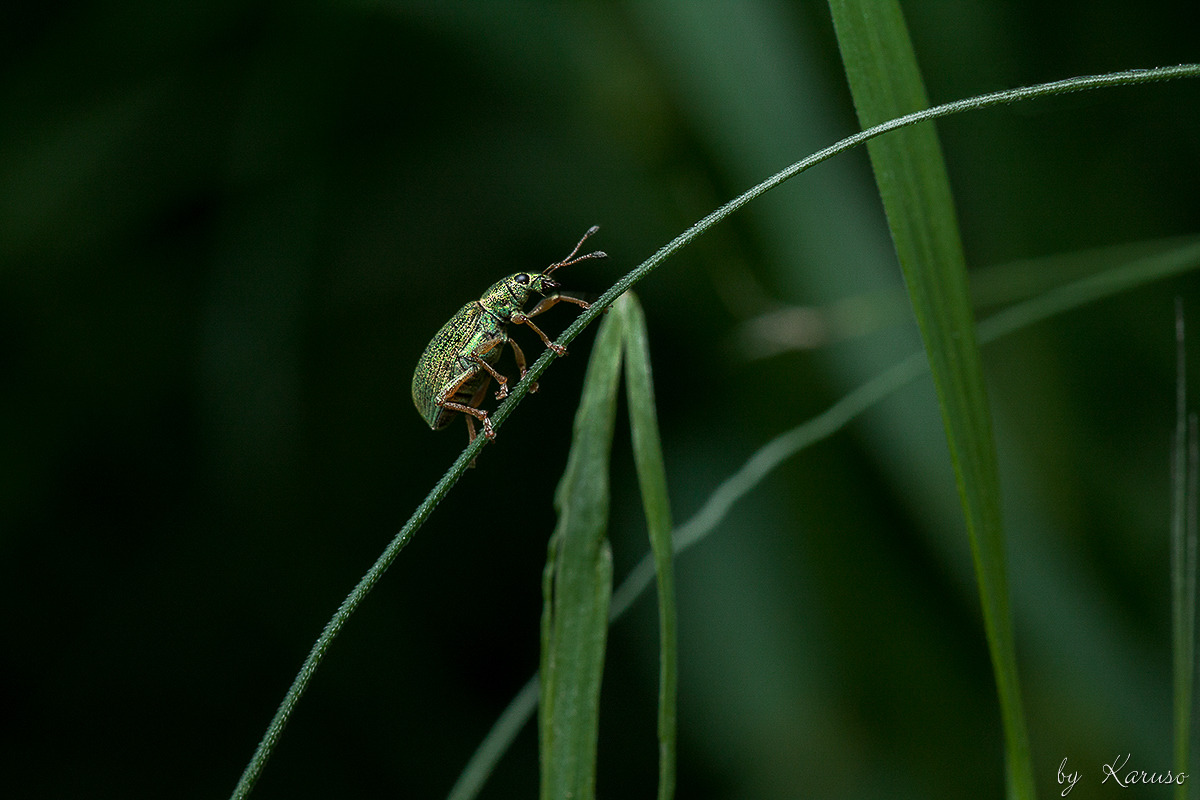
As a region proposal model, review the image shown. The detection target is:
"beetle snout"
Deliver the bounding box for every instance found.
[541,276,560,291]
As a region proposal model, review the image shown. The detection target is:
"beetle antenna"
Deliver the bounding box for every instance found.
[544,225,607,274]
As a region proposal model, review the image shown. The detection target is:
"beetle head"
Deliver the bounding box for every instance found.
[485,227,605,311]
[503,271,557,304]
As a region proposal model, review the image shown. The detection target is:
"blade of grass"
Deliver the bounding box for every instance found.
[1171,301,1197,799]
[1188,412,1198,792]
[665,239,1200,603]
[619,294,677,800]
[970,237,1200,311]
[539,304,624,800]
[449,238,1200,800]
[829,2,1033,797]
[445,678,539,800]
[232,65,1199,800]
[735,236,1200,358]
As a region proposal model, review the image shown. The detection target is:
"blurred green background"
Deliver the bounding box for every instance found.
[3,2,1199,798]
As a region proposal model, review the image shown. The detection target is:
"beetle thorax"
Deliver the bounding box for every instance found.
[478,272,554,319]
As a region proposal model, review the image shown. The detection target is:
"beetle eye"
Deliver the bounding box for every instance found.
[514,273,530,285]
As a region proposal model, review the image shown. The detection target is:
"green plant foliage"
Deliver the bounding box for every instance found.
[1170,302,1198,800]
[539,298,621,800]
[621,295,677,800]
[828,1,1033,796]
[539,292,677,800]
[225,66,1199,798]
[446,679,539,800]
[455,235,1200,800]
[8,6,1200,799]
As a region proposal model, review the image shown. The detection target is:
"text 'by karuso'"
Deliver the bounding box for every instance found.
[1058,756,1189,796]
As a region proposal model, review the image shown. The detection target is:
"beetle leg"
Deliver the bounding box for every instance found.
[507,338,538,394]
[473,355,509,400]
[439,399,495,440]
[517,293,591,356]
[462,378,492,467]
[512,312,568,356]
[464,415,481,469]
[469,337,513,400]
[436,372,496,442]
[468,375,492,412]
[526,291,591,318]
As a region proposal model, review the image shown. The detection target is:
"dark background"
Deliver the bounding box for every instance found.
[3,2,1199,798]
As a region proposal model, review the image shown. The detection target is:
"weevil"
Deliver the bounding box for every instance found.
[411,225,606,446]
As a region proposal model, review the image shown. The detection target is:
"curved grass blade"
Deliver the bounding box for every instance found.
[448,237,1200,800]
[828,1,1033,796]
[620,294,677,800]
[233,65,1200,800]
[539,303,624,800]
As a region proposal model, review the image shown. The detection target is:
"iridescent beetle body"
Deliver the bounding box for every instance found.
[411,226,605,443]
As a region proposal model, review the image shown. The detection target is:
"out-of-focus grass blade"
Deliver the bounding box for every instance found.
[539,305,624,800]
[1187,411,1198,799]
[827,2,1034,798]
[619,294,677,800]
[1171,302,1197,800]
[448,240,1200,800]
[445,678,538,800]
[971,237,1200,311]
[734,236,1200,358]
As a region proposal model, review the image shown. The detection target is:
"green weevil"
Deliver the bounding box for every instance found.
[411,225,606,444]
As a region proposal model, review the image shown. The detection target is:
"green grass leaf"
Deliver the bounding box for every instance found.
[451,236,1200,800]
[827,1,1034,797]
[1171,302,1198,799]
[619,294,677,800]
[539,304,623,800]
[233,65,1199,800]
[538,293,678,800]
[445,678,538,800]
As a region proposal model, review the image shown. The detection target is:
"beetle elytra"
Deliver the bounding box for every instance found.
[411,225,606,447]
